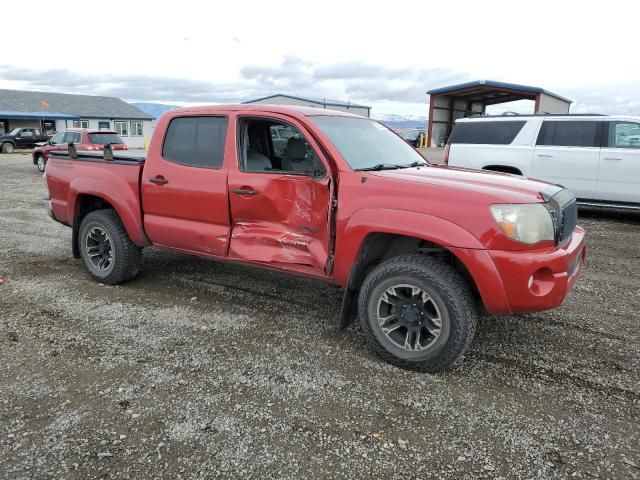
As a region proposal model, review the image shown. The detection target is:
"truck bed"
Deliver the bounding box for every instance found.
[45,150,147,247]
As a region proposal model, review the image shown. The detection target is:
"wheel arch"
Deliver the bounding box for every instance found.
[68,178,150,258]
[336,209,487,328]
[33,151,44,165]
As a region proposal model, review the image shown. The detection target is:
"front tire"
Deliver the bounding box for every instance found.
[2,142,15,154]
[35,155,46,173]
[79,209,142,285]
[358,255,477,372]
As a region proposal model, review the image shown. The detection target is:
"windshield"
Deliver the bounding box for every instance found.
[311,116,427,170]
[88,133,125,145]
[8,128,21,136]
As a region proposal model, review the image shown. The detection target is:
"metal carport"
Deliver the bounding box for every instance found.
[426,80,572,147]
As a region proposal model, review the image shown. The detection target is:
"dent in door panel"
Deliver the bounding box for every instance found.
[229,179,329,268]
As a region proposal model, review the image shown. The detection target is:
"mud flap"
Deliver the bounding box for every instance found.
[72,217,81,259]
[339,285,359,329]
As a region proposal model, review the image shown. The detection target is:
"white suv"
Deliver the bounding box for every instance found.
[446,115,640,208]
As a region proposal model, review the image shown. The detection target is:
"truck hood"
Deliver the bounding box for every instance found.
[370,165,563,203]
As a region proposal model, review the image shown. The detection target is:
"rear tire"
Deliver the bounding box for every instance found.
[358,255,477,372]
[78,209,142,285]
[2,142,15,154]
[35,155,46,173]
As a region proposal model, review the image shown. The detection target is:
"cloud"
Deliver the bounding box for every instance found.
[2,60,638,116]
[0,65,247,103]
[564,84,640,116]
[0,59,469,107]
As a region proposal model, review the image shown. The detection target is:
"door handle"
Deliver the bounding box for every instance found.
[603,157,622,161]
[231,188,259,196]
[536,153,554,158]
[149,176,169,185]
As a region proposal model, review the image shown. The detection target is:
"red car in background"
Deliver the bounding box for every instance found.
[32,129,127,172]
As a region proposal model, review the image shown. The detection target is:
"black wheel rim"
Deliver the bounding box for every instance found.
[376,283,442,352]
[85,226,114,271]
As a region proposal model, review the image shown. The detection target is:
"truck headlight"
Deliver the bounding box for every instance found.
[490,204,554,244]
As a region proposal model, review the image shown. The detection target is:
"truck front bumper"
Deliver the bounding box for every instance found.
[488,226,586,313]
[451,226,586,315]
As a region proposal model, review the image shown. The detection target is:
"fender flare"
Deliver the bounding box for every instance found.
[67,176,150,248]
[334,208,485,286]
[335,208,504,328]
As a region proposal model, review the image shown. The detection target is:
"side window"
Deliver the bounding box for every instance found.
[130,121,143,136]
[536,121,555,145]
[607,122,640,148]
[240,119,324,176]
[50,132,65,145]
[21,129,34,138]
[269,125,299,156]
[114,121,128,137]
[63,132,80,144]
[448,121,525,145]
[162,116,228,169]
[538,121,600,147]
[50,132,66,145]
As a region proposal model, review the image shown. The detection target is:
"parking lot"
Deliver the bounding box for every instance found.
[0,152,639,479]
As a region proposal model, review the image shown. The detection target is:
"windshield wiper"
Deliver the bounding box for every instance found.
[355,163,402,171]
[400,161,429,168]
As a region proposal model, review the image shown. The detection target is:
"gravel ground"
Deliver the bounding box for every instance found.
[1,153,639,479]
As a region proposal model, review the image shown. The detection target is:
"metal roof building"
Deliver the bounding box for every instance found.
[426,80,573,147]
[0,89,154,148]
[244,93,371,117]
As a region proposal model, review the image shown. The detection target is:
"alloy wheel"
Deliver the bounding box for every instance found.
[376,283,443,352]
[85,226,115,272]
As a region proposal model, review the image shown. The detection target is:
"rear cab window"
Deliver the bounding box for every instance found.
[162,116,228,169]
[448,121,526,145]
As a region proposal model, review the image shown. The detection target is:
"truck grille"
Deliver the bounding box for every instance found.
[559,198,578,244]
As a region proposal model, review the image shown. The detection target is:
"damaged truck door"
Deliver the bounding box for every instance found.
[227,115,332,273]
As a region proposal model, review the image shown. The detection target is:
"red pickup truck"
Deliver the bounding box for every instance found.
[44,105,586,372]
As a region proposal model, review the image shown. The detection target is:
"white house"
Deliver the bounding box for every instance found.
[243,93,371,117]
[0,89,154,148]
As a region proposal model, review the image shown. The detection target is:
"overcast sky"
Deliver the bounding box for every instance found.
[1,0,639,117]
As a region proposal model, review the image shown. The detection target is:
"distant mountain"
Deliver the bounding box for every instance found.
[130,102,179,119]
[373,113,428,130]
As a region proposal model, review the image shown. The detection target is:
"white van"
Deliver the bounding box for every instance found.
[445,115,640,209]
